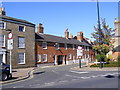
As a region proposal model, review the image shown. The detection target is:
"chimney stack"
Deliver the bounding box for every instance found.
[65,28,69,39]
[77,32,83,41]
[37,23,44,33]
[70,34,73,39]
[0,8,6,15]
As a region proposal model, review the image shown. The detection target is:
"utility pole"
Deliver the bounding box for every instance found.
[97,0,103,68]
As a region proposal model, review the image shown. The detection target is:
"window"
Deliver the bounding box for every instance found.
[18,26,25,32]
[64,44,67,50]
[0,34,5,47]
[0,21,6,29]
[68,53,72,60]
[37,54,41,62]
[18,37,25,48]
[18,53,25,64]
[55,43,59,50]
[42,54,47,62]
[73,44,75,50]
[42,42,47,49]
[87,47,89,51]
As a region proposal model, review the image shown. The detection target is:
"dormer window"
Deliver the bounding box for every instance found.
[0,21,6,29]
[42,42,47,49]
[18,26,25,32]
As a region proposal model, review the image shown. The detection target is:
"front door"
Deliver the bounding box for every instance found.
[57,55,63,65]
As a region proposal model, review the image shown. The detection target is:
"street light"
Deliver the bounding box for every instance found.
[96,0,103,68]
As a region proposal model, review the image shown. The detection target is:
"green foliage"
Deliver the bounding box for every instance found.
[96,53,106,62]
[90,61,120,67]
[91,18,115,46]
[107,54,112,60]
[93,44,110,55]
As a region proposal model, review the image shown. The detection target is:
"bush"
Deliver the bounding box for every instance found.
[90,61,120,67]
[96,53,106,62]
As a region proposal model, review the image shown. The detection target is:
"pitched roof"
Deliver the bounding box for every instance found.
[35,33,90,46]
[0,15,35,27]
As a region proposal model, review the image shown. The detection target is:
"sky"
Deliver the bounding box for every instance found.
[2,1,118,40]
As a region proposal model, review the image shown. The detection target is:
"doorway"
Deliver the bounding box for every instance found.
[57,55,63,65]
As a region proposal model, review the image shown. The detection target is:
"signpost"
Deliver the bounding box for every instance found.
[7,32,13,75]
[77,46,83,68]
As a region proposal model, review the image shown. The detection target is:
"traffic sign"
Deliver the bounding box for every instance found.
[7,39,13,50]
[8,32,12,39]
[77,46,83,58]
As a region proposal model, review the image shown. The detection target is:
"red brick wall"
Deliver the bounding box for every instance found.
[35,41,95,64]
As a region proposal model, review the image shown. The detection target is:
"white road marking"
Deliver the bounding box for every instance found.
[80,77,91,79]
[44,82,55,86]
[59,80,68,83]
[70,71,89,74]
[91,75,99,78]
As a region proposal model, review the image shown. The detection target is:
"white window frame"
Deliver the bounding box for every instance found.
[18,25,25,32]
[56,43,59,50]
[42,54,47,62]
[42,42,47,49]
[18,53,25,64]
[0,35,5,47]
[68,53,72,60]
[18,37,25,48]
[0,21,6,29]
[37,54,41,62]
[64,43,67,50]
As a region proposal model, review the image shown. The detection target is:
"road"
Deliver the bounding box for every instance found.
[2,64,119,88]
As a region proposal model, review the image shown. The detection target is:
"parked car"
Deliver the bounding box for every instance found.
[1,62,10,70]
[0,62,12,81]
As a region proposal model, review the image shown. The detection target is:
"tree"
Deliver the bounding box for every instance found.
[91,18,115,54]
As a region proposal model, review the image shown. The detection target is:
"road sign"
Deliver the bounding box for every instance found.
[7,39,13,50]
[77,46,83,58]
[8,32,12,39]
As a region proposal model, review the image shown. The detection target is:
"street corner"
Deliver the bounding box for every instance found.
[0,67,35,85]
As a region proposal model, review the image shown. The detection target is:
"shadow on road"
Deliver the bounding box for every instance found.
[33,71,45,75]
[105,75,115,78]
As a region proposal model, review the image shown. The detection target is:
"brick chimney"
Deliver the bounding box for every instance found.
[65,28,69,39]
[77,32,83,41]
[70,34,73,39]
[37,23,44,33]
[0,8,6,15]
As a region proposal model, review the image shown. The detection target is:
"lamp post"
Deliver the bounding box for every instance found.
[96,0,103,68]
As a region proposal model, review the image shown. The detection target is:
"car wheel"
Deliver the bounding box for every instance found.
[2,73,8,81]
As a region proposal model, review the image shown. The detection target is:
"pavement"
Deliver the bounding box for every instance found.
[0,67,35,85]
[0,63,119,85]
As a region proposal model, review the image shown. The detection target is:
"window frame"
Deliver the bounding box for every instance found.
[42,42,47,49]
[68,53,72,60]
[18,53,25,64]
[18,37,25,48]
[64,43,67,50]
[0,21,6,29]
[56,43,60,50]
[18,25,25,32]
[37,54,41,62]
[42,54,47,62]
[0,34,5,47]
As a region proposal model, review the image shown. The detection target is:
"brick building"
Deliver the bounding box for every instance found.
[0,8,36,68]
[35,24,95,65]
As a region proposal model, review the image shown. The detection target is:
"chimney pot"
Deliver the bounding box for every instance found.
[65,28,69,39]
[37,23,44,33]
[77,32,83,41]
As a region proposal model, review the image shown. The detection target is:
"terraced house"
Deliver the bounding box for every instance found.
[0,7,36,68]
[35,24,95,65]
